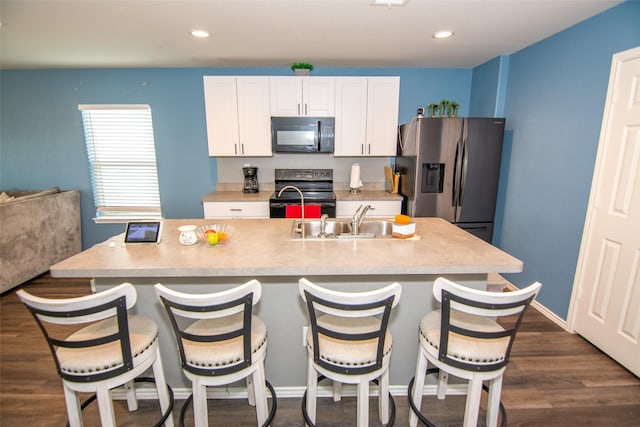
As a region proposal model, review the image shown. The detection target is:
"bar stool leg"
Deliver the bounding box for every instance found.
[124,380,138,411]
[63,383,84,427]
[357,377,370,427]
[486,375,503,427]
[152,350,174,427]
[378,369,390,424]
[192,380,208,427]
[96,386,117,427]
[463,376,483,427]
[246,375,256,406]
[437,370,449,399]
[333,380,342,402]
[409,346,428,427]
[305,358,318,425]
[252,362,269,425]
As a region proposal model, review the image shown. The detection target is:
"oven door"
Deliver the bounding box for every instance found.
[269,201,336,218]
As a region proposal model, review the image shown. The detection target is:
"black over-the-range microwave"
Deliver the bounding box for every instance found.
[271,116,334,153]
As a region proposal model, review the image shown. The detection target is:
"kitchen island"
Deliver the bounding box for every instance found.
[51,218,522,394]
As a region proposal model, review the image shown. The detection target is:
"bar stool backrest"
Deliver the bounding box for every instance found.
[155,279,262,377]
[433,277,541,372]
[16,283,138,383]
[299,278,402,375]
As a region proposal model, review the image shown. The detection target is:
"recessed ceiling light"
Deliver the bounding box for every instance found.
[371,0,408,6]
[190,30,210,38]
[433,30,454,39]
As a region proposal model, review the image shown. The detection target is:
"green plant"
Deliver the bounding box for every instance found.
[427,103,439,117]
[439,99,450,117]
[448,101,459,117]
[290,62,314,71]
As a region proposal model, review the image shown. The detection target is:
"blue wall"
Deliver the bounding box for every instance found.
[2,2,638,321]
[0,67,470,248]
[491,1,640,319]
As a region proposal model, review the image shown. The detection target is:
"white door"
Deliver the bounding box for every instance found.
[569,46,640,376]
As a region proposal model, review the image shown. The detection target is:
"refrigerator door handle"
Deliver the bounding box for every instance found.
[452,141,460,206]
[459,136,469,207]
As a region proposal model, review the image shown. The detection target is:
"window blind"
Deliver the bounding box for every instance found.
[79,104,162,221]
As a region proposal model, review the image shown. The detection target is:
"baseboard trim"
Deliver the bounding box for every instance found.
[112,383,468,400]
[505,281,572,332]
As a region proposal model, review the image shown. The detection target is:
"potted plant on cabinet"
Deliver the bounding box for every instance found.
[439,99,450,117]
[427,103,439,118]
[448,102,459,117]
[291,62,314,76]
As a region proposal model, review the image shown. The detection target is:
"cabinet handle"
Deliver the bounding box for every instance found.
[241,144,245,155]
[304,104,308,116]
[234,144,238,155]
[361,144,364,155]
[230,208,243,212]
[368,144,371,155]
[297,104,301,116]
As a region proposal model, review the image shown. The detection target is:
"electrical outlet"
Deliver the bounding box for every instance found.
[302,326,308,347]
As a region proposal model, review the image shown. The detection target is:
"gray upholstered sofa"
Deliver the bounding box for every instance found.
[0,187,82,293]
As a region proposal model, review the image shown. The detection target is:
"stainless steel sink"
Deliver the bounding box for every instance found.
[290,219,393,240]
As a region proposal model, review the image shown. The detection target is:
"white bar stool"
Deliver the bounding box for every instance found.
[154,279,276,427]
[17,283,174,427]
[299,277,402,427]
[408,277,541,427]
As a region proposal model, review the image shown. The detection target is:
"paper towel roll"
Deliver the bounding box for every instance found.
[350,163,363,189]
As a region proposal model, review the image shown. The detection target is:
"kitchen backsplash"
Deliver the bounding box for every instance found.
[217,155,392,188]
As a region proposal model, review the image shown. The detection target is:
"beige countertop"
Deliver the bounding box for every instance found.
[51,218,522,278]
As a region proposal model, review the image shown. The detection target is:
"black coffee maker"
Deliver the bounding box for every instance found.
[243,166,259,193]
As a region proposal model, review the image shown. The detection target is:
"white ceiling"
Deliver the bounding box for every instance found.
[0,0,623,70]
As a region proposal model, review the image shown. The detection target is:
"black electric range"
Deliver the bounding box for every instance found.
[269,169,336,218]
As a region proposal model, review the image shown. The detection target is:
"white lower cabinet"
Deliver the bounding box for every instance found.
[203,201,269,219]
[336,200,402,218]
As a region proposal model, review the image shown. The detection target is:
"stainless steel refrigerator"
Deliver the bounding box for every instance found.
[395,117,505,243]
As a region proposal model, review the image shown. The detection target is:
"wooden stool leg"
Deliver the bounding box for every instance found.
[252,362,269,425]
[463,376,483,427]
[246,375,256,406]
[152,350,175,427]
[333,380,342,402]
[63,383,84,427]
[96,386,117,427]
[378,369,390,424]
[192,381,208,427]
[486,375,504,427]
[305,358,318,425]
[409,346,428,427]
[436,369,449,399]
[357,377,370,427]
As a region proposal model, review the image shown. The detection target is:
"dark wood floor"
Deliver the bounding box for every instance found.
[1,273,639,426]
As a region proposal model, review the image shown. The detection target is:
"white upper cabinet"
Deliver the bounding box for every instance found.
[204,76,272,157]
[270,77,335,117]
[334,76,400,157]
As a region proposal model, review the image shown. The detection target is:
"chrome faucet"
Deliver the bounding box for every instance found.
[318,213,329,238]
[351,204,372,235]
[278,185,305,239]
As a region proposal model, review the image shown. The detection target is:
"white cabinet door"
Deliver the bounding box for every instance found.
[236,76,272,156]
[334,77,368,156]
[270,77,335,116]
[203,76,272,157]
[204,76,239,156]
[334,77,400,157]
[336,200,402,218]
[366,77,400,156]
[203,201,269,219]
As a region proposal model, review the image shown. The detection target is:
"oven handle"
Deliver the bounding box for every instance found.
[317,120,322,151]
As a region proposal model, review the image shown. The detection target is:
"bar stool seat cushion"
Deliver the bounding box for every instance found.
[420,310,509,365]
[57,315,158,375]
[306,314,392,367]
[183,313,267,368]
